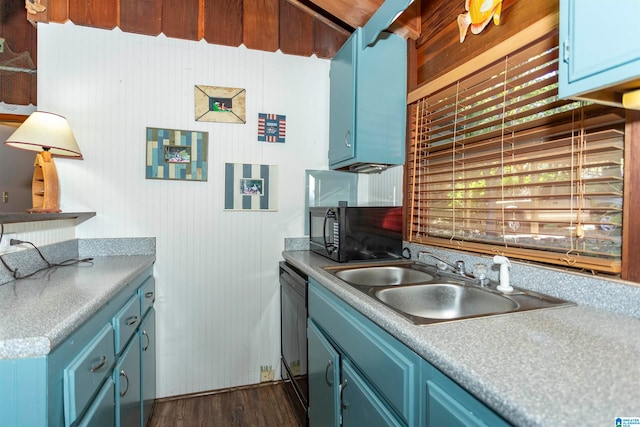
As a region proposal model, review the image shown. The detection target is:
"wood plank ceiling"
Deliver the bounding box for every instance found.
[26,0,421,60]
[1,0,421,107]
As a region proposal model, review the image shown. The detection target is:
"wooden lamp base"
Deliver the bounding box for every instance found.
[28,150,62,213]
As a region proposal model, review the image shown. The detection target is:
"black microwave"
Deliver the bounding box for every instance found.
[309,206,403,262]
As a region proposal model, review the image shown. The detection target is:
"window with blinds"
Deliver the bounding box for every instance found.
[406,35,626,273]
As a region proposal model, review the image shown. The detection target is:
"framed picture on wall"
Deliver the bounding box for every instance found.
[224,163,278,211]
[146,127,208,181]
[195,85,246,124]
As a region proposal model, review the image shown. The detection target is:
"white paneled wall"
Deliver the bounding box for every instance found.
[2,219,76,247]
[37,22,330,397]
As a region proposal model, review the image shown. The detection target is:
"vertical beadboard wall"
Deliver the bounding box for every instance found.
[37,22,331,397]
[2,220,76,246]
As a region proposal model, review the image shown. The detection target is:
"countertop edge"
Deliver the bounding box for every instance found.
[0,255,155,360]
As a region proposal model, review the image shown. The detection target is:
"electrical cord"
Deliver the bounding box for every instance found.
[0,230,93,280]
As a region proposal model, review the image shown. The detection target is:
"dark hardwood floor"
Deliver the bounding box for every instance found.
[148,382,303,427]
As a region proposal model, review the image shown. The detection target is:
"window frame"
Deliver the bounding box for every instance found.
[404,30,631,277]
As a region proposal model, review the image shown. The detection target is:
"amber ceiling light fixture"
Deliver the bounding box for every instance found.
[4,111,83,213]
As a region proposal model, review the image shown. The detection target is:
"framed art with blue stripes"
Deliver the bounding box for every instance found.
[146,127,208,181]
[224,163,278,211]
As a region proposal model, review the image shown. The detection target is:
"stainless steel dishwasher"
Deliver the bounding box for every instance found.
[279,261,308,425]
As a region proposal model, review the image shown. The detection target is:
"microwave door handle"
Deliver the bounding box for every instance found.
[323,208,333,254]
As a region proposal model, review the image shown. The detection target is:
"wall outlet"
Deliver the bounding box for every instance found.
[260,365,275,382]
[0,233,17,253]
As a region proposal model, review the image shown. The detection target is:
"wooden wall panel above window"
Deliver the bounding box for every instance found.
[415,0,557,90]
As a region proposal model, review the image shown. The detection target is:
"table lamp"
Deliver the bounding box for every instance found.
[4,111,82,213]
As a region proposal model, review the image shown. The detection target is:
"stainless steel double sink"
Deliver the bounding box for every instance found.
[323,261,573,325]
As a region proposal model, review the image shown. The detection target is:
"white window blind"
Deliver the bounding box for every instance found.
[406,35,625,273]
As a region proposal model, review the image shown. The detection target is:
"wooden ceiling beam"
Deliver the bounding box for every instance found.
[307,0,382,29]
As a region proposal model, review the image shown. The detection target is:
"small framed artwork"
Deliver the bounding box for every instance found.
[258,113,286,143]
[224,163,278,211]
[240,178,264,195]
[146,127,208,181]
[195,85,246,124]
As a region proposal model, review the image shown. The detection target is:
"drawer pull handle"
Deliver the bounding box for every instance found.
[125,315,139,326]
[90,356,108,373]
[324,360,334,387]
[142,330,150,351]
[119,370,130,397]
[145,291,155,302]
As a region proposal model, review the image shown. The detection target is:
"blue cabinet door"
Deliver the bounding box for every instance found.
[422,361,509,427]
[308,320,341,427]
[329,34,356,165]
[309,279,419,426]
[559,0,640,103]
[140,309,156,427]
[329,27,407,170]
[77,378,115,427]
[342,359,403,427]
[115,333,141,427]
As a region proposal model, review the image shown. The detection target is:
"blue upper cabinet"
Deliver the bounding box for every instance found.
[559,0,640,108]
[329,1,409,172]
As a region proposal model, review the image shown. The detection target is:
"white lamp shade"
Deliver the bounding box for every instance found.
[4,111,82,158]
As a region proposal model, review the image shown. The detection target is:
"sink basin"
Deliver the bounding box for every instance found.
[323,261,574,324]
[375,283,518,320]
[335,266,434,287]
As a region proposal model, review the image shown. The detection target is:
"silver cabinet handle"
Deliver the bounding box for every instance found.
[142,330,150,352]
[125,315,139,326]
[89,355,107,372]
[144,291,155,303]
[119,370,130,397]
[344,130,351,148]
[339,379,348,409]
[324,360,334,387]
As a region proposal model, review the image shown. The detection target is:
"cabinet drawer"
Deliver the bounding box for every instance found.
[138,276,156,317]
[63,323,115,426]
[309,281,419,425]
[113,295,140,355]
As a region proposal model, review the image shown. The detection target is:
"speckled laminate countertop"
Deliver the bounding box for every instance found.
[0,238,155,359]
[283,250,640,427]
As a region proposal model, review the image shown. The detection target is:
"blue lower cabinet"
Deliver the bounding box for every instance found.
[63,323,115,426]
[140,309,156,426]
[115,333,141,427]
[77,378,115,427]
[342,359,403,427]
[308,320,341,427]
[422,362,509,427]
[309,280,418,426]
[308,278,508,427]
[0,267,155,427]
